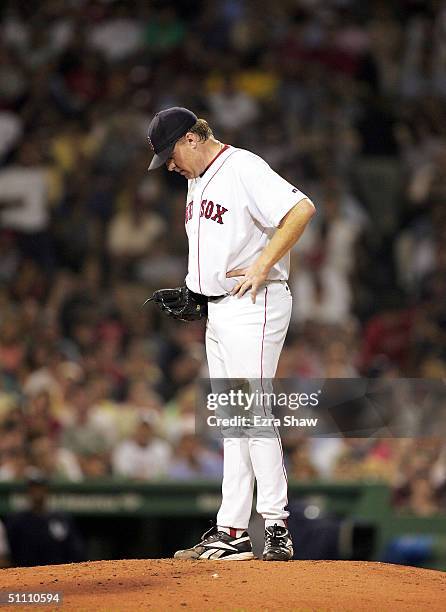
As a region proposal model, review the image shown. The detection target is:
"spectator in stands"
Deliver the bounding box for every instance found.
[207,74,260,132]
[359,293,415,374]
[28,435,82,482]
[0,424,27,482]
[290,185,363,325]
[162,384,198,443]
[112,415,171,480]
[107,194,166,281]
[406,476,440,516]
[287,440,319,481]
[0,140,54,268]
[60,382,110,477]
[25,390,61,440]
[168,434,222,480]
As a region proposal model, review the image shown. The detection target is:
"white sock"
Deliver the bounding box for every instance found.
[218,526,246,538]
[265,520,287,529]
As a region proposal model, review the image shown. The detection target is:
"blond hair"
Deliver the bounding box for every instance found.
[189,118,213,141]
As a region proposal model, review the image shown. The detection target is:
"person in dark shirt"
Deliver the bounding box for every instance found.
[6,473,85,567]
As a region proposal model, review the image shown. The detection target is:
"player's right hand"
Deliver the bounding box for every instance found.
[226,263,269,304]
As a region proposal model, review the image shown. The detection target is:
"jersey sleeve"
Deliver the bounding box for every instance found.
[238,153,308,228]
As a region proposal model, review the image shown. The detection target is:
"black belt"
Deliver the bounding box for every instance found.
[207,294,227,301]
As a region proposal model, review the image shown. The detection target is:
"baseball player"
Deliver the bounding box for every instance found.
[147,107,315,561]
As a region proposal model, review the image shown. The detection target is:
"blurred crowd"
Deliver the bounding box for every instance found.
[1,0,446,515]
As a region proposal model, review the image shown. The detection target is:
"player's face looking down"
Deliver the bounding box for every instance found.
[166,133,202,179]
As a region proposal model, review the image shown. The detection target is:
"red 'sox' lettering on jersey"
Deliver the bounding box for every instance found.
[212,204,228,224]
[199,199,228,225]
[185,201,193,224]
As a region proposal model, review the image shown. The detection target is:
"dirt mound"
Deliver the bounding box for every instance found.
[0,559,445,611]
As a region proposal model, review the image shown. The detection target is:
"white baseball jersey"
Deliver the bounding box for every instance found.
[184,145,308,296]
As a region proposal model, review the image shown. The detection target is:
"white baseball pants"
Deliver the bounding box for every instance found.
[206,281,292,529]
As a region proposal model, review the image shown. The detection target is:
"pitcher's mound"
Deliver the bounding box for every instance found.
[0,559,445,611]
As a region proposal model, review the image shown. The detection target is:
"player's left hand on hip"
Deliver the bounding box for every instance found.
[226,265,268,304]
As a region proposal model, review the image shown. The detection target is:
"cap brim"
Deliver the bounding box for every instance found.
[148,143,175,171]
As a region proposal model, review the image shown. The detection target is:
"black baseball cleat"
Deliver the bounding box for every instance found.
[263,524,294,561]
[174,525,255,560]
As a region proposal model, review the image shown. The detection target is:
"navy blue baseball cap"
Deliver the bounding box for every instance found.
[148,107,197,170]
